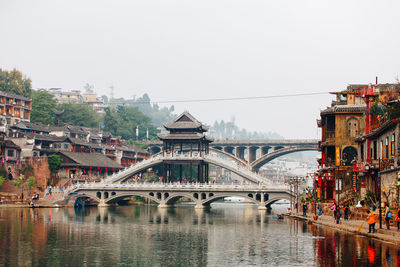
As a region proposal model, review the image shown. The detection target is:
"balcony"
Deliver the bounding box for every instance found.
[353,158,395,172]
[353,162,368,172]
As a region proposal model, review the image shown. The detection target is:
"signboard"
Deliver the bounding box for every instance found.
[335,147,341,166]
[352,173,357,192]
[335,178,342,190]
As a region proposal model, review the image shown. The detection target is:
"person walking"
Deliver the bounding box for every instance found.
[48,186,52,201]
[344,203,350,220]
[395,205,400,231]
[367,209,376,233]
[317,203,322,217]
[331,201,337,222]
[302,202,308,217]
[384,202,391,230]
[336,206,342,224]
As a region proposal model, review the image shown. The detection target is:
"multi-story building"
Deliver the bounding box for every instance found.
[46,88,82,103]
[318,83,400,203]
[317,87,367,201]
[0,91,31,127]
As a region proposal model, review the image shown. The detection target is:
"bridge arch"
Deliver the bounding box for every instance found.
[163,192,198,205]
[264,196,292,207]
[250,146,318,172]
[200,193,262,206]
[105,192,160,204]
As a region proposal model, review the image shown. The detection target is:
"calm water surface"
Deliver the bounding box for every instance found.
[0,203,399,267]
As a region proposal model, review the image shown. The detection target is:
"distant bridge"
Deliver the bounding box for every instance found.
[66,182,294,210]
[146,139,318,172]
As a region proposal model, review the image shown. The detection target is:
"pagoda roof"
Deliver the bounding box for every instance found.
[157,132,213,142]
[163,111,209,131]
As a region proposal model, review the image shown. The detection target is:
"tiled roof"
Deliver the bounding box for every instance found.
[59,151,122,168]
[356,119,398,141]
[69,138,91,146]
[321,104,366,115]
[163,111,209,131]
[116,145,148,154]
[0,91,31,101]
[158,133,213,142]
[4,139,20,150]
[34,134,70,142]
[13,122,51,132]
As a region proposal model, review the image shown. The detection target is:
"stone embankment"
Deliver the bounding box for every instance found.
[289,212,400,246]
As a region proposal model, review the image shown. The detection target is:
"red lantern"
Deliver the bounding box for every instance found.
[90,166,92,170]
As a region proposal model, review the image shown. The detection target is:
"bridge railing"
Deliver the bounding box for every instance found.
[99,151,273,185]
[65,181,290,195]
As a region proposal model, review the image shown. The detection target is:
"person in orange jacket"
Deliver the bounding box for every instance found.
[367,209,376,233]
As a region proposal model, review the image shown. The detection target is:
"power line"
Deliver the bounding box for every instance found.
[118,92,329,105]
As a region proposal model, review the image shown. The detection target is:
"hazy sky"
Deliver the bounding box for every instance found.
[1,0,399,139]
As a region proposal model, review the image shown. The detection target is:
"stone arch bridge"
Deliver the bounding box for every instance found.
[66,183,295,210]
[146,139,318,172]
[103,152,271,185]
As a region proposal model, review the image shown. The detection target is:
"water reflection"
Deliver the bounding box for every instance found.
[0,204,399,266]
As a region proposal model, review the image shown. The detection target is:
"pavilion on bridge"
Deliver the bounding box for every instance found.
[158,111,213,183]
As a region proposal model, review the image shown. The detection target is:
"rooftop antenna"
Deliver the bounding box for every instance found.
[110,85,114,100]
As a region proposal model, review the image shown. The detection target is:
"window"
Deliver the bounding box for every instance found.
[360,143,364,162]
[385,137,389,159]
[391,134,395,156]
[64,144,69,150]
[7,150,14,157]
[347,118,359,138]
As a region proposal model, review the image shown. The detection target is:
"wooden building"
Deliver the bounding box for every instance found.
[158,112,213,183]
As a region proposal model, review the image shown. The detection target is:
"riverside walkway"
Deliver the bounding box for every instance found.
[290,212,400,246]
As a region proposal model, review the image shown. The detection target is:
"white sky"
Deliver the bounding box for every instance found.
[1,0,399,139]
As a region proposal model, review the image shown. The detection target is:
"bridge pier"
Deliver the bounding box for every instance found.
[158,204,174,208]
[194,203,210,210]
[98,200,113,207]
[158,194,175,208]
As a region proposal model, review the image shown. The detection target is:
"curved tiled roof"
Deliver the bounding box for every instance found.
[163,111,209,131]
[59,151,122,168]
[321,104,366,115]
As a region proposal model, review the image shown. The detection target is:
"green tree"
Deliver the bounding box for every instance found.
[14,177,24,199]
[109,93,176,128]
[48,154,62,178]
[58,103,101,128]
[25,176,37,197]
[30,90,57,125]
[104,106,158,140]
[0,68,32,97]
[0,176,5,188]
[104,107,118,134]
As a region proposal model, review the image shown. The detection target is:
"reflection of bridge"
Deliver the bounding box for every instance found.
[66,182,294,210]
[146,139,318,171]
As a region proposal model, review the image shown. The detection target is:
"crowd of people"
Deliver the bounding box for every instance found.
[300,199,400,233]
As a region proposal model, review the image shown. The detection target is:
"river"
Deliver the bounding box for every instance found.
[0,203,399,266]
